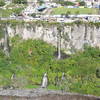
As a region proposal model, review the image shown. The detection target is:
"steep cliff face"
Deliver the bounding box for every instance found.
[4,22,100,53]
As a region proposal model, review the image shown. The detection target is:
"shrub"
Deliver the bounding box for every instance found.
[0,0,5,7]
[57,1,75,6]
[65,11,71,18]
[12,8,24,15]
[79,1,86,6]
[31,13,36,18]
[0,34,100,96]
[12,0,27,4]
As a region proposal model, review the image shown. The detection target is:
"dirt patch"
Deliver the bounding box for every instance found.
[0,88,99,100]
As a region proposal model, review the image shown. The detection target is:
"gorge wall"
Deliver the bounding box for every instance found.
[0,21,100,53]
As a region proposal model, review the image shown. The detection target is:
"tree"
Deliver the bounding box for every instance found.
[31,13,36,18]
[65,11,71,18]
[0,0,5,7]
[79,1,86,6]
[75,11,79,16]
[61,13,64,18]
[56,1,75,6]
[64,1,75,6]
[38,0,44,5]
[12,0,27,4]
[96,68,100,78]
[12,8,24,16]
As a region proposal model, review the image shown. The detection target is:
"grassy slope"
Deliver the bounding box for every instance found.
[0,7,24,17]
[0,3,27,17]
[52,7,99,15]
[0,9,13,17]
[0,36,100,96]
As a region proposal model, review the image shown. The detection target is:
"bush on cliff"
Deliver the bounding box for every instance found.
[0,36,100,96]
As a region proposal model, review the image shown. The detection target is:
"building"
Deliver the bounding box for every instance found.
[5,0,12,3]
[83,0,100,3]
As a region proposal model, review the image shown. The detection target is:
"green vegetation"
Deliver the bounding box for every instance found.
[0,9,13,17]
[56,1,75,6]
[1,20,100,28]
[12,0,27,4]
[6,3,25,8]
[0,8,24,17]
[79,1,86,6]
[31,13,36,18]
[76,0,81,2]
[0,26,4,39]
[52,7,99,15]
[38,0,44,5]
[12,8,24,15]
[0,35,100,96]
[0,0,5,7]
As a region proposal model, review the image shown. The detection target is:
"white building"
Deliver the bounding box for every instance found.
[5,0,12,3]
[83,0,100,3]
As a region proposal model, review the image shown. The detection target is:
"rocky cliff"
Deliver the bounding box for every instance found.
[0,21,100,53]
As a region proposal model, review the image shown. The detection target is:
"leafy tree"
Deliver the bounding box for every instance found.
[79,1,86,6]
[75,11,79,17]
[56,1,75,6]
[65,11,71,18]
[64,1,75,6]
[12,0,27,4]
[12,8,24,15]
[75,11,79,15]
[38,0,44,5]
[31,13,36,18]
[96,68,100,78]
[61,13,64,18]
[0,0,5,7]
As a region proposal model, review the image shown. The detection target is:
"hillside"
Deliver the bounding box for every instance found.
[52,7,98,15]
[0,36,100,96]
